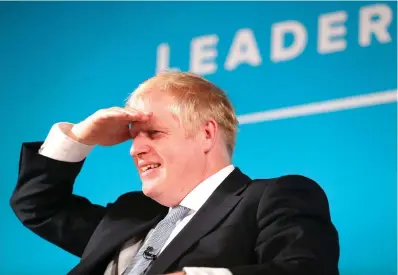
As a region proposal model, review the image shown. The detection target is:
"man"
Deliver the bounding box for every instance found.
[10,72,340,275]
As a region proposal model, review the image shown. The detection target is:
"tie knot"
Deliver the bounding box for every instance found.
[165,205,190,224]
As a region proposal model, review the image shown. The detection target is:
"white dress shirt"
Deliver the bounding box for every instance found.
[39,122,234,275]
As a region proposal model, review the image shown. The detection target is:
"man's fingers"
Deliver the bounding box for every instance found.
[99,108,152,121]
[124,107,153,117]
[119,109,152,121]
[123,108,152,116]
[104,106,152,116]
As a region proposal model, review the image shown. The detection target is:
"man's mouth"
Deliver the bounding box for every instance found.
[141,163,161,172]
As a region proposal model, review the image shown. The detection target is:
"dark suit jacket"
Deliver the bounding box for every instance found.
[10,142,340,275]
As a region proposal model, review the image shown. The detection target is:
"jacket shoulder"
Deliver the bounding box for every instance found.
[248,174,326,193]
[243,174,330,208]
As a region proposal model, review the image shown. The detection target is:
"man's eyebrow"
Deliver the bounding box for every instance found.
[144,117,169,129]
[130,120,168,131]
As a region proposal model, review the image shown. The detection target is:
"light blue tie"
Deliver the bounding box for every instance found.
[123,205,190,275]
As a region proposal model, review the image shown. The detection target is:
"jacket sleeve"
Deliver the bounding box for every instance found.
[10,142,109,258]
[228,175,340,275]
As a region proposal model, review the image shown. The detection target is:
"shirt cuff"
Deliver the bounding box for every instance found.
[39,122,95,162]
[183,267,233,275]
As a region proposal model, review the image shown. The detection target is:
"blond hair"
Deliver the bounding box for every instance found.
[126,72,239,156]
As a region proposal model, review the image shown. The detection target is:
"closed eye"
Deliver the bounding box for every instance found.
[147,130,161,138]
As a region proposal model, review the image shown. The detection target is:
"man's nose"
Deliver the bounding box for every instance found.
[130,134,151,157]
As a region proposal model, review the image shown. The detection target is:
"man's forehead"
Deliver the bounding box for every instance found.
[127,90,181,126]
[128,96,148,111]
[129,109,181,133]
[133,115,159,127]
[129,91,169,111]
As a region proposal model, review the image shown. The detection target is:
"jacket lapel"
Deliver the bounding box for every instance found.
[68,194,168,275]
[147,168,251,275]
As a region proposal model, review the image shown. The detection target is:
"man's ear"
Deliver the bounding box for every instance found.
[202,119,218,154]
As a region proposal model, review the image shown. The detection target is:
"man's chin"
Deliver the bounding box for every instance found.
[141,180,161,198]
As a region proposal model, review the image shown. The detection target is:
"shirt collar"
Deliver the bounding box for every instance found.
[178,164,235,212]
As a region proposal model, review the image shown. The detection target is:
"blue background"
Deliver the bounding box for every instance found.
[0,2,396,275]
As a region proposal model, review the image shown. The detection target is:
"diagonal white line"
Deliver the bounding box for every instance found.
[237,90,397,124]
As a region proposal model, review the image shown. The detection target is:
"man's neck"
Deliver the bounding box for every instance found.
[177,163,235,211]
